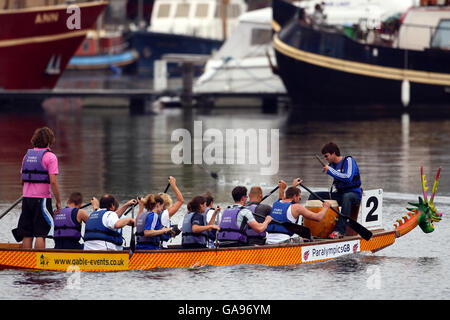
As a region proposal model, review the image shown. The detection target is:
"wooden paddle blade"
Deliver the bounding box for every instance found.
[345,217,372,241]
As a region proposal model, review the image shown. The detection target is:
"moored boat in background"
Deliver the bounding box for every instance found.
[67,29,138,70]
[130,0,247,76]
[194,6,287,107]
[0,0,107,90]
[272,0,450,107]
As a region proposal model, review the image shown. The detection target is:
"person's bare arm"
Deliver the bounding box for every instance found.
[248,215,273,233]
[278,180,287,200]
[144,227,172,237]
[116,199,137,218]
[167,177,184,217]
[293,202,331,222]
[49,174,61,213]
[77,209,90,223]
[114,217,135,229]
[192,224,220,233]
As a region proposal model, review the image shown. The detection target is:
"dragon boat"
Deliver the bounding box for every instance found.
[0,167,442,272]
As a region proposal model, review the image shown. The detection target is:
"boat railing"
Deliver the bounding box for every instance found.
[324,19,450,50]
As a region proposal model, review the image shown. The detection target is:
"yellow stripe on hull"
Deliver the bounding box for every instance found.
[273,34,450,86]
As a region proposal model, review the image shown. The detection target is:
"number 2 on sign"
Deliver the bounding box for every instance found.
[360,189,383,229]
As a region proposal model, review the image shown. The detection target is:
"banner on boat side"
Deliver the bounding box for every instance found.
[36,252,129,271]
[301,240,360,263]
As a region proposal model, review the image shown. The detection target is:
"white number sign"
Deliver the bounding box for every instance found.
[359,189,383,230]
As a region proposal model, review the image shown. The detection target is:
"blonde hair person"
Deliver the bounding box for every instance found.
[159,176,184,239]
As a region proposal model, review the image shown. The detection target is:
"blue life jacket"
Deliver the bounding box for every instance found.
[332,156,362,192]
[136,211,162,246]
[181,212,208,247]
[266,200,298,236]
[21,149,51,183]
[217,206,248,244]
[53,207,81,239]
[245,204,267,241]
[84,209,123,246]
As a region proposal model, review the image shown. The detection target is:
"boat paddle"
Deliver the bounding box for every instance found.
[299,182,373,241]
[80,202,92,210]
[253,211,311,240]
[315,154,327,167]
[129,204,136,258]
[0,196,23,221]
[260,185,280,202]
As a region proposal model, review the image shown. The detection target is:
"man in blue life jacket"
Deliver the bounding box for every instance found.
[309,142,362,239]
[84,194,136,251]
[217,186,273,247]
[53,192,89,249]
[267,183,330,244]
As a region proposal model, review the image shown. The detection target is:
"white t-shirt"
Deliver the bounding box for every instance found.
[160,209,170,227]
[84,210,123,251]
[266,205,296,244]
[160,209,171,248]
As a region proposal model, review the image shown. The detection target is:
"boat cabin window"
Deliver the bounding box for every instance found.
[175,3,190,18]
[230,4,242,18]
[431,19,450,49]
[157,4,171,18]
[251,28,272,45]
[195,3,209,18]
[215,3,241,18]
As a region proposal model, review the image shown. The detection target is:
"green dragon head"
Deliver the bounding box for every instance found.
[407,196,442,233]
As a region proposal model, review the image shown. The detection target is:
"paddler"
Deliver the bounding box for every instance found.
[245,186,273,245]
[157,176,184,248]
[53,192,89,249]
[216,186,273,247]
[83,195,136,251]
[135,194,174,251]
[310,142,362,239]
[266,180,330,244]
[181,195,220,249]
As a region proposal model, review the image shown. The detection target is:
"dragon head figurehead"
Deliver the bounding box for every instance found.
[395,167,442,237]
[407,196,442,233]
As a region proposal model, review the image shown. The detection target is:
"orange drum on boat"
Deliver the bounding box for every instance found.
[304,200,339,238]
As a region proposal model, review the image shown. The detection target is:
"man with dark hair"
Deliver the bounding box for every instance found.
[84,195,137,251]
[311,142,362,239]
[266,181,330,244]
[217,186,272,247]
[17,127,62,249]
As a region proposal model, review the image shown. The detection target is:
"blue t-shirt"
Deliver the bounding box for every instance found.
[136,212,163,250]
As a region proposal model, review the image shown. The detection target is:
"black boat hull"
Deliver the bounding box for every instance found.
[272,0,450,107]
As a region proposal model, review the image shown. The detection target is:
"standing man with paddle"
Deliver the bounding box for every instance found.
[312,142,362,239]
[16,127,62,249]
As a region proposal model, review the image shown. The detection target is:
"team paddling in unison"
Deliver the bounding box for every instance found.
[14,127,363,251]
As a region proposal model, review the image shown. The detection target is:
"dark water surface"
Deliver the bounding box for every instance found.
[1,100,450,300]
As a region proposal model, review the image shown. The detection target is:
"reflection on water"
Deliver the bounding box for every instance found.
[1,99,450,300]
